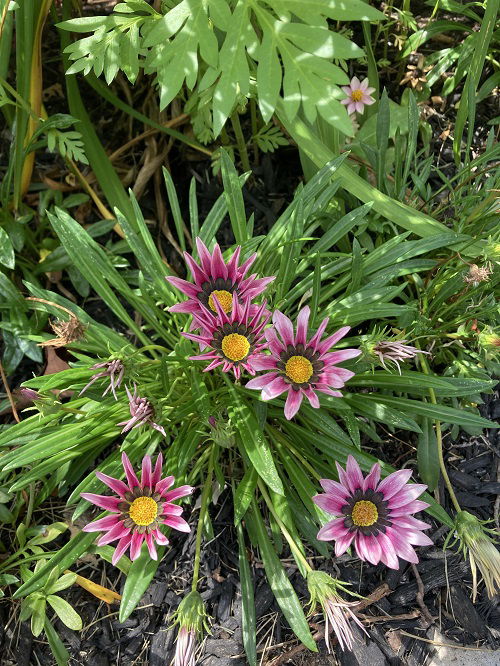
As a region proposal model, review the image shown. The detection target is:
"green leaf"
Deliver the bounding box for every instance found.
[227,389,284,496]
[31,596,46,637]
[248,501,316,651]
[0,226,15,269]
[13,531,98,598]
[44,618,70,666]
[236,521,256,666]
[234,466,258,526]
[358,394,497,430]
[46,573,77,594]
[417,417,440,492]
[119,546,164,622]
[47,595,83,630]
[220,148,248,245]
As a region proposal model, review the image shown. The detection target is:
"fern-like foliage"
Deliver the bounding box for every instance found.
[59,0,384,137]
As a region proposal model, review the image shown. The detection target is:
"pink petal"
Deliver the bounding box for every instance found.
[341,85,353,95]
[388,484,427,509]
[162,485,194,502]
[261,376,289,400]
[284,389,303,420]
[162,515,191,532]
[363,463,381,491]
[151,454,163,488]
[122,453,140,489]
[83,515,121,533]
[389,500,429,517]
[155,475,175,496]
[359,78,369,90]
[319,478,350,498]
[96,522,131,546]
[316,517,350,541]
[362,95,375,106]
[129,532,145,561]
[321,349,360,365]
[355,101,365,113]
[400,529,433,546]
[377,468,413,500]
[161,502,183,516]
[351,76,361,89]
[249,356,278,371]
[392,516,431,531]
[81,493,122,512]
[145,533,158,560]
[316,327,351,355]
[165,276,200,299]
[141,456,152,488]
[347,102,357,115]
[345,455,364,494]
[246,372,278,390]
[184,251,207,286]
[308,317,329,351]
[272,310,295,346]
[316,386,343,398]
[152,528,169,546]
[295,306,310,346]
[264,327,285,357]
[303,386,320,408]
[95,471,129,498]
[385,526,419,564]
[207,243,225,279]
[355,533,382,565]
[333,532,355,556]
[195,237,213,274]
[312,494,347,516]
[112,534,132,565]
[377,531,400,569]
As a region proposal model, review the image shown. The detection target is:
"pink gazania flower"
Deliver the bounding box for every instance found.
[80,359,125,400]
[182,295,270,380]
[82,453,193,564]
[246,306,360,420]
[174,626,196,666]
[373,340,429,374]
[322,594,366,652]
[341,76,375,115]
[166,237,275,321]
[313,456,433,569]
[117,385,166,437]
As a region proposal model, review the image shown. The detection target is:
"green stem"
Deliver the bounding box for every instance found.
[258,480,312,574]
[418,355,462,513]
[25,484,35,527]
[192,445,215,592]
[230,111,251,173]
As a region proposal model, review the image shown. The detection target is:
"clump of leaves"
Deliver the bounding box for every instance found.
[58,0,384,137]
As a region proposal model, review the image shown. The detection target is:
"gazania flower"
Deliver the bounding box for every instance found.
[117,385,166,436]
[452,510,500,601]
[246,306,360,419]
[166,237,274,320]
[182,295,270,379]
[341,76,375,115]
[175,626,196,666]
[372,340,429,374]
[80,359,125,400]
[82,453,193,564]
[307,571,366,653]
[313,456,433,569]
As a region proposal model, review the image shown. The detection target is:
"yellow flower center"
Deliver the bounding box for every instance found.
[351,500,378,527]
[221,333,250,361]
[208,289,233,313]
[128,496,158,526]
[285,355,313,384]
[351,89,363,102]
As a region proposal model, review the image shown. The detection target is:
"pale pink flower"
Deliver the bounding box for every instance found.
[82,452,193,564]
[174,626,196,666]
[117,385,166,436]
[373,340,429,374]
[80,359,125,400]
[313,456,433,569]
[341,76,375,115]
[246,306,360,420]
[322,594,366,652]
[166,238,274,322]
[182,295,270,380]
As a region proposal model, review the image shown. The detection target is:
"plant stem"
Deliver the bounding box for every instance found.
[258,480,312,574]
[230,111,251,173]
[418,355,462,513]
[192,445,215,592]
